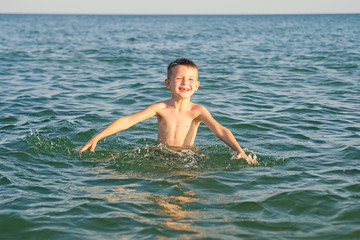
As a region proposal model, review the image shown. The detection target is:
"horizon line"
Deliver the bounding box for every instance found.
[1,12,360,16]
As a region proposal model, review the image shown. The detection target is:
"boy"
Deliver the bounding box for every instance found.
[79,58,256,164]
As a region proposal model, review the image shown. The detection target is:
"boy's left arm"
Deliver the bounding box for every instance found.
[199,106,256,164]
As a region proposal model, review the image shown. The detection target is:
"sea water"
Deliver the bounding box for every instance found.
[0,14,359,239]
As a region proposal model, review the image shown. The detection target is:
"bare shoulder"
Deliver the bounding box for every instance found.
[151,100,167,106]
[190,104,212,119]
[192,104,220,126]
[191,103,210,113]
[146,101,167,110]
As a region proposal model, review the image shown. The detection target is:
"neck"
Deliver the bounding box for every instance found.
[169,97,192,110]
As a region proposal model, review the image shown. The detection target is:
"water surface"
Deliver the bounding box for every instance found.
[0,14,359,239]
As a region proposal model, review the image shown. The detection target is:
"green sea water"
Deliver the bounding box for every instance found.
[0,14,360,239]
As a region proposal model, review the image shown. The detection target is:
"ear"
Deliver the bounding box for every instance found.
[164,78,170,89]
[195,81,200,91]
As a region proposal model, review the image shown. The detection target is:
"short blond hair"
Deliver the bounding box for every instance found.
[167,58,198,79]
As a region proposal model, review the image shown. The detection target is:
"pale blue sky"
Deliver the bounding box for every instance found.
[1,0,360,14]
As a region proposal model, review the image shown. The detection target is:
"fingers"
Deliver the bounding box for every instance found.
[236,152,247,160]
[90,142,97,152]
[78,144,90,153]
[78,140,96,153]
[236,152,259,165]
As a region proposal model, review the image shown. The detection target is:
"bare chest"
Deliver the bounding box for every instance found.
[158,113,198,132]
[156,110,201,146]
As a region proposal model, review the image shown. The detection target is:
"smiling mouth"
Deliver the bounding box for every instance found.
[179,87,190,92]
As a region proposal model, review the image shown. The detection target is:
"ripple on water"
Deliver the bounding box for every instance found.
[0,175,11,185]
[1,14,360,240]
[264,189,345,218]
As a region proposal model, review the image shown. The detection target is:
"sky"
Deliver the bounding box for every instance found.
[1,0,360,15]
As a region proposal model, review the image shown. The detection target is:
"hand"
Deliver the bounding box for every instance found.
[78,137,98,153]
[236,151,259,165]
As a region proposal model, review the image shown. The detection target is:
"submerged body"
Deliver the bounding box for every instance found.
[79,59,257,164]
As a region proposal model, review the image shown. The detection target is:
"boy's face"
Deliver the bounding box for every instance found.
[165,65,200,99]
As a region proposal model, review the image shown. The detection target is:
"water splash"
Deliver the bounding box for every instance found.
[26,130,77,157]
[107,144,210,174]
[25,132,287,175]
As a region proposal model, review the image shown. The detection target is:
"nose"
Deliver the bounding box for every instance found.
[181,78,189,85]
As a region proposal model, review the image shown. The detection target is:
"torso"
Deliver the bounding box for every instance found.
[155,101,202,147]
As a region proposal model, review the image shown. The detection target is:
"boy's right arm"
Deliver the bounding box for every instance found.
[79,103,161,153]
